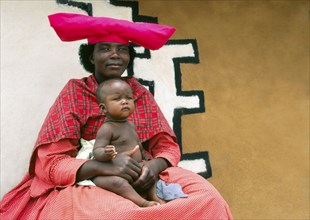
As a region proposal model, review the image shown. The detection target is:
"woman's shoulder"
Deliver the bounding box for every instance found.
[61,75,97,93]
[60,77,85,90]
[122,76,139,85]
[65,75,93,86]
[123,77,151,98]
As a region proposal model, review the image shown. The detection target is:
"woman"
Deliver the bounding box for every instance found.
[0,13,232,219]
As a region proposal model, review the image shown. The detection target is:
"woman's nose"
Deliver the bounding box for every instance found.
[110,49,120,58]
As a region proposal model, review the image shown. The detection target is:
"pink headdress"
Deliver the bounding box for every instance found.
[48,13,176,50]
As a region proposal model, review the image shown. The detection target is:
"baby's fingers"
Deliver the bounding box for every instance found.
[105,145,116,150]
[105,145,116,153]
[111,152,118,159]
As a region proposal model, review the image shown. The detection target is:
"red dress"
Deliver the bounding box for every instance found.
[0,75,232,219]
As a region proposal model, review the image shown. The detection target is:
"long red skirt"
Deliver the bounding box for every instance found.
[1,167,232,219]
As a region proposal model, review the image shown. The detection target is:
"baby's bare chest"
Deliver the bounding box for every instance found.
[110,124,140,153]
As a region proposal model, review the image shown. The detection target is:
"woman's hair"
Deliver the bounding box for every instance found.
[79,43,136,74]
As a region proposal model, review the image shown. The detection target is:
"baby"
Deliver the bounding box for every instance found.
[92,78,162,207]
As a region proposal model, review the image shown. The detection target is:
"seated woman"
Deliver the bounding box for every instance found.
[0,13,233,219]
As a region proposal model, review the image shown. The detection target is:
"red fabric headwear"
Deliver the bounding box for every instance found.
[48,13,176,50]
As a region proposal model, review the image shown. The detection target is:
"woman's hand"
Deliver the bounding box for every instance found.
[105,145,143,183]
[109,151,142,183]
[132,158,169,191]
[77,146,142,183]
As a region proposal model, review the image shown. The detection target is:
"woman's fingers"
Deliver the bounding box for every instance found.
[120,145,139,157]
[137,177,154,190]
[112,155,142,180]
[132,166,155,189]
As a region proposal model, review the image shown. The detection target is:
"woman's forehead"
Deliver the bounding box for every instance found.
[95,42,128,47]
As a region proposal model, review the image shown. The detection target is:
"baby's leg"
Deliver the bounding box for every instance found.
[92,176,159,207]
[148,183,167,205]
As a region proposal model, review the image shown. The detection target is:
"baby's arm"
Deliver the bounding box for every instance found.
[93,124,117,162]
[102,145,117,160]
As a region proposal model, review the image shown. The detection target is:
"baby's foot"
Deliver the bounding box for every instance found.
[141,200,160,207]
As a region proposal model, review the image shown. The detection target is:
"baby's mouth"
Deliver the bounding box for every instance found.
[121,107,130,111]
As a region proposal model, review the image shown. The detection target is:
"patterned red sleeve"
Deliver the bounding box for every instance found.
[35,139,86,187]
[146,132,181,167]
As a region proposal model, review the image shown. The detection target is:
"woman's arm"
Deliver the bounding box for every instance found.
[77,146,142,183]
[132,132,181,190]
[34,139,142,187]
[147,132,181,167]
[34,139,85,187]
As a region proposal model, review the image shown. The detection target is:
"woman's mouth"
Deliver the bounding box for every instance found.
[107,63,122,68]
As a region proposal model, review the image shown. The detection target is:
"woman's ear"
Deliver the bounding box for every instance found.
[99,103,107,113]
[89,54,94,64]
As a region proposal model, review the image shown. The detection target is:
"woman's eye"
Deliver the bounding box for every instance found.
[100,47,110,51]
[118,47,128,52]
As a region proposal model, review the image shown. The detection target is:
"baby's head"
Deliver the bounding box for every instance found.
[96,79,135,120]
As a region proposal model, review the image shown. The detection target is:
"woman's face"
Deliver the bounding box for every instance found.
[91,42,130,83]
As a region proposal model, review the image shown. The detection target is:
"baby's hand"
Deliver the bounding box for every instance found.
[104,145,117,159]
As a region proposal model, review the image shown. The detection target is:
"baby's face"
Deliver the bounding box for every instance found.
[102,81,134,120]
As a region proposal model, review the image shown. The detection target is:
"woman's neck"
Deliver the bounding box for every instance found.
[94,73,122,84]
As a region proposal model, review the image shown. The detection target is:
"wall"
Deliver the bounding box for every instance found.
[1,0,309,219]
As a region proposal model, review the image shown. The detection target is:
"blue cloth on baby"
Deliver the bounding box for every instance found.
[156,179,188,201]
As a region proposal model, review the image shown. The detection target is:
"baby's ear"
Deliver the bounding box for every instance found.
[99,103,107,113]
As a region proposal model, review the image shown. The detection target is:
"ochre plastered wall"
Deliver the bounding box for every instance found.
[138,0,309,219]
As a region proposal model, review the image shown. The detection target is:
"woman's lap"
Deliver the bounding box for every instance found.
[40,167,232,219]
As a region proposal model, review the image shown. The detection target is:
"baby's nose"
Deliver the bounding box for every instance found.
[121,98,128,104]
